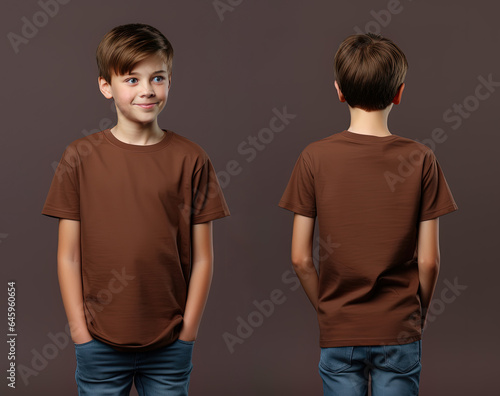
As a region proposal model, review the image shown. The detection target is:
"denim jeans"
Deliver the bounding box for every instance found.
[74,338,194,396]
[318,340,422,396]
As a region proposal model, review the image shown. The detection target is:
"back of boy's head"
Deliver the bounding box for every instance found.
[334,33,408,111]
[96,23,173,84]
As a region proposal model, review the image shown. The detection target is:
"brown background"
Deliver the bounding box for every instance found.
[1,0,498,395]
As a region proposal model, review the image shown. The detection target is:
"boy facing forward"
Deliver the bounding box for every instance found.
[278,33,458,396]
[42,24,230,395]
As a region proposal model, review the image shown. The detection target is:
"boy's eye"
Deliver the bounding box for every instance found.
[153,76,164,83]
[126,78,138,84]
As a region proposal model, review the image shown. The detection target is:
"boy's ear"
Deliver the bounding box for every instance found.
[334,80,346,102]
[98,76,113,99]
[392,83,405,105]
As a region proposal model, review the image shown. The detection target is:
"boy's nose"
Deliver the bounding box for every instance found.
[139,82,155,96]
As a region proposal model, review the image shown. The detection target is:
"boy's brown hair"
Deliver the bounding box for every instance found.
[96,23,174,83]
[334,33,408,111]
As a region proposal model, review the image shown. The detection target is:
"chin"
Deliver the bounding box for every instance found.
[134,115,157,123]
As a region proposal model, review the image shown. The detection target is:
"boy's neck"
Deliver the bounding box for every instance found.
[347,105,393,137]
[110,120,165,146]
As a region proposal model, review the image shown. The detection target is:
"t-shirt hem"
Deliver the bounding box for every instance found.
[420,202,458,221]
[192,208,230,224]
[278,200,316,218]
[41,208,80,221]
[319,333,422,348]
[88,326,181,353]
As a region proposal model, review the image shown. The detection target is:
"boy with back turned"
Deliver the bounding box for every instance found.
[41,24,230,395]
[279,33,458,395]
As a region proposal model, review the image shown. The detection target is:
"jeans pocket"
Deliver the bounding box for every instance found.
[382,340,421,373]
[74,339,97,348]
[176,339,195,346]
[319,346,354,373]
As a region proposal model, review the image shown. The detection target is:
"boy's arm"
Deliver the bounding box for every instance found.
[417,218,441,331]
[179,221,214,341]
[57,219,93,344]
[291,213,319,310]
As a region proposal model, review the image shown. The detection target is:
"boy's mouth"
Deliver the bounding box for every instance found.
[135,103,158,109]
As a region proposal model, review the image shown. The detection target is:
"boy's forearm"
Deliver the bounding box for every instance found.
[291,214,318,310]
[293,258,319,311]
[418,264,440,330]
[179,257,213,341]
[58,258,92,343]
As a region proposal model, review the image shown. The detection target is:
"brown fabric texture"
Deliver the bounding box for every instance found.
[279,130,458,347]
[42,128,230,352]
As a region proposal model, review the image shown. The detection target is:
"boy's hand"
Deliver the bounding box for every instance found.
[70,323,94,344]
[178,325,197,342]
[72,330,94,345]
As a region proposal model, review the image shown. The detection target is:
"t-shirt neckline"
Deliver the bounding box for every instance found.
[340,129,398,143]
[103,128,173,152]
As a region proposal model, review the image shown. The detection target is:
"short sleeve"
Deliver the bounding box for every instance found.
[191,157,230,224]
[419,151,458,221]
[41,151,80,221]
[278,152,316,218]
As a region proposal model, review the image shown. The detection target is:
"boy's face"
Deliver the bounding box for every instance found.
[98,54,171,128]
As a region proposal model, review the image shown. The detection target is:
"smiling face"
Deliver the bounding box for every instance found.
[99,53,171,129]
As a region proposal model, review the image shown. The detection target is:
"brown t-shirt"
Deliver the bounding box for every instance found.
[42,128,230,352]
[278,130,458,347]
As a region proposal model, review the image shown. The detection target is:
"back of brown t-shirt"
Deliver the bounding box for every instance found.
[279,130,458,347]
[42,128,230,352]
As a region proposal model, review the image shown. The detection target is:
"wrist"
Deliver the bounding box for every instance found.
[179,324,198,341]
[68,322,91,342]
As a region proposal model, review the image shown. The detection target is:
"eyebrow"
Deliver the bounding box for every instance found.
[127,70,168,75]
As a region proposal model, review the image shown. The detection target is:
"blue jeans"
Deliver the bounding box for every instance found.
[74,338,194,396]
[318,340,422,396]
